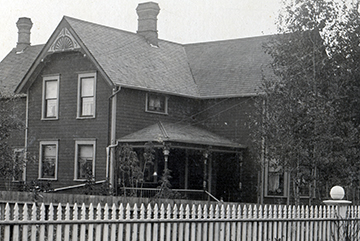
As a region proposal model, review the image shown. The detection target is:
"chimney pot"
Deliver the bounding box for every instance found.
[136,2,160,46]
[16,17,33,51]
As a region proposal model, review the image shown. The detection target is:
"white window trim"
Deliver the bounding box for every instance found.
[145,93,168,115]
[41,75,60,120]
[38,140,59,180]
[77,72,97,119]
[74,140,96,181]
[13,148,26,182]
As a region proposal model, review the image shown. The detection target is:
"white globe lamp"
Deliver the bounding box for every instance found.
[330,185,345,200]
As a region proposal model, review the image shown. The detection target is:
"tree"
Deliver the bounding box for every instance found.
[254,0,360,204]
[0,96,26,190]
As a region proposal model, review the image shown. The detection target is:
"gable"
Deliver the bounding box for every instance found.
[13,16,274,99]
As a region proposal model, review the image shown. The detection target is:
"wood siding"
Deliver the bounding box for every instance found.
[26,52,112,188]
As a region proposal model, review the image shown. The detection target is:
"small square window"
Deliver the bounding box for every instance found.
[74,140,96,180]
[146,93,168,114]
[42,76,59,120]
[77,73,96,118]
[39,141,58,180]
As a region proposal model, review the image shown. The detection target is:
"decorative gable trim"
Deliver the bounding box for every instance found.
[48,28,80,52]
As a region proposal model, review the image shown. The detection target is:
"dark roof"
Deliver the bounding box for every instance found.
[0,45,43,97]
[184,36,273,97]
[65,17,200,97]
[11,16,273,98]
[118,121,245,149]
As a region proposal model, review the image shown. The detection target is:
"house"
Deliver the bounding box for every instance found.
[0,2,282,203]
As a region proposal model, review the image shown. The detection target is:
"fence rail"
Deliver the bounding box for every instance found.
[0,202,359,240]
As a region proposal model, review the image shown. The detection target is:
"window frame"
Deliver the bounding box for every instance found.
[13,148,26,182]
[38,141,59,180]
[77,72,97,119]
[145,93,168,115]
[74,140,96,181]
[264,159,289,198]
[42,75,60,120]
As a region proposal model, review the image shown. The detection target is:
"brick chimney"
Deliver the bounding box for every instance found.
[136,2,160,47]
[16,17,33,51]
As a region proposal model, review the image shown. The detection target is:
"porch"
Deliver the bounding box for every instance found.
[115,121,246,202]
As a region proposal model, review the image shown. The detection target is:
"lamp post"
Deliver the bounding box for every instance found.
[323,186,352,239]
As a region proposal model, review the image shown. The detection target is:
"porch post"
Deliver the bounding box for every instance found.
[185,150,189,189]
[203,150,209,192]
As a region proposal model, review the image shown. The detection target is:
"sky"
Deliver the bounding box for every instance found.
[0,0,282,61]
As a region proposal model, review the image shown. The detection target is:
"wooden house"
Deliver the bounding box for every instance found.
[0,2,279,203]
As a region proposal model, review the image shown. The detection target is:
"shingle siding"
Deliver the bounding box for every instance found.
[26,52,111,189]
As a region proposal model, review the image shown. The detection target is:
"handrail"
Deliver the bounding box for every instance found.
[52,180,107,192]
[204,190,221,202]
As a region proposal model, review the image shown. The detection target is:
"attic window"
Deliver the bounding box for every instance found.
[146,93,168,114]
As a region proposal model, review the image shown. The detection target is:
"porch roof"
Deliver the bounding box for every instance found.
[118,121,246,150]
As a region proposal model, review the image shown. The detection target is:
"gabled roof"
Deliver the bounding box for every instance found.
[13,16,273,98]
[118,121,245,149]
[0,45,43,97]
[185,36,273,97]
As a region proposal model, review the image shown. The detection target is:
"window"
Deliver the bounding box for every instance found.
[146,93,168,114]
[265,159,288,197]
[39,141,58,180]
[77,73,96,118]
[42,75,59,119]
[13,149,25,182]
[74,140,96,180]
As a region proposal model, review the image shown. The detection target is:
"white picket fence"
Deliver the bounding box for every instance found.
[0,202,359,241]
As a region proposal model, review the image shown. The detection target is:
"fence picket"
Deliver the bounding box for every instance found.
[178,204,184,241]
[103,203,110,241]
[165,204,171,241]
[39,203,46,240]
[252,205,257,241]
[203,204,209,241]
[242,205,247,240]
[139,203,145,241]
[2,200,360,241]
[31,203,37,240]
[153,204,159,241]
[48,203,55,241]
[95,203,102,241]
[196,204,202,241]
[80,203,86,241]
[111,203,117,241]
[72,203,79,241]
[159,204,165,241]
[146,203,152,241]
[208,204,214,241]
[132,203,139,241]
[126,203,131,241]
[13,203,20,240]
[184,204,191,241]
[88,203,94,240]
[4,203,10,241]
[118,203,124,241]
[191,204,198,241]
[64,203,71,241]
[231,205,237,241]
[172,204,179,241]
